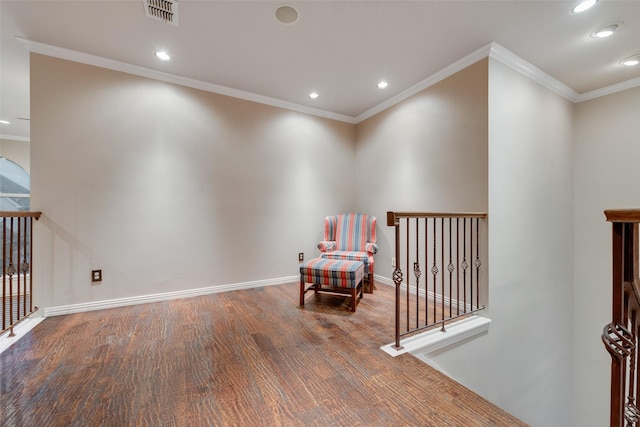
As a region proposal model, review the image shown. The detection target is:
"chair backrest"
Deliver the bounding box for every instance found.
[324,213,376,251]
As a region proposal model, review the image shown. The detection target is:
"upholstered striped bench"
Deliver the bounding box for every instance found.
[299,258,365,312]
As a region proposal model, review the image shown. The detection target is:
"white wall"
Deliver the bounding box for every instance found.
[573,85,640,427]
[30,54,356,309]
[419,58,575,426]
[355,59,489,280]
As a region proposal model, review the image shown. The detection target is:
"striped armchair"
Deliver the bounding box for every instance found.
[318,213,378,293]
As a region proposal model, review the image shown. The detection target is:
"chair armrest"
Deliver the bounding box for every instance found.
[365,242,378,255]
[318,241,336,252]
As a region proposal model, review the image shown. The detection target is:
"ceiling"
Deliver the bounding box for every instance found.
[1,0,639,140]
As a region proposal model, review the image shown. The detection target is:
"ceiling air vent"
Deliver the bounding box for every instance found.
[143,0,179,26]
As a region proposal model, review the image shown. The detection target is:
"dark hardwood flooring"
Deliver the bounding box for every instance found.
[0,282,527,426]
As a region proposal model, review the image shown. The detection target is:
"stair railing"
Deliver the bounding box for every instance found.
[603,209,640,426]
[387,211,487,350]
[1,211,42,337]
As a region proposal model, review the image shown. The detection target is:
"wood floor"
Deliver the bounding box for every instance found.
[0,282,527,427]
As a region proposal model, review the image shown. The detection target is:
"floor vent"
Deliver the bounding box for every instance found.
[143,0,179,26]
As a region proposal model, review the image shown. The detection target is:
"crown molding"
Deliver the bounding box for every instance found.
[576,76,640,102]
[17,37,636,129]
[17,37,357,125]
[355,42,589,124]
[355,43,493,123]
[488,43,640,103]
[488,42,580,102]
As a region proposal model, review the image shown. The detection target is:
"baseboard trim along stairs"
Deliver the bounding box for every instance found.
[380,315,491,357]
[0,316,45,354]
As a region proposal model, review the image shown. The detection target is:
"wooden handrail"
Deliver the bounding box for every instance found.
[387,211,487,225]
[605,209,640,223]
[0,211,42,219]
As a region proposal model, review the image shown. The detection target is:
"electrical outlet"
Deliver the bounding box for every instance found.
[91,269,102,283]
[298,252,304,262]
[391,257,396,268]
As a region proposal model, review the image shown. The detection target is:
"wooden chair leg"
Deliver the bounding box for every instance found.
[300,279,305,307]
[351,287,357,312]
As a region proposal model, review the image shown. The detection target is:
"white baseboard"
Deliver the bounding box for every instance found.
[44,275,298,317]
[375,274,395,287]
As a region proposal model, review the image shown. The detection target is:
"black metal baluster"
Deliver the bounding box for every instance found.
[431,218,438,325]
[425,218,428,328]
[2,217,5,331]
[406,218,410,332]
[17,217,22,320]
[440,218,445,330]
[29,217,34,313]
[414,218,421,330]
[448,218,454,319]
[475,217,481,310]
[8,217,14,336]
[456,218,460,316]
[462,218,468,313]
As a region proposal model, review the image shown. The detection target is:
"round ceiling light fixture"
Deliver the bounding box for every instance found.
[308,92,319,99]
[571,0,598,13]
[591,22,622,38]
[155,51,171,61]
[275,5,299,25]
[377,81,388,89]
[621,55,640,66]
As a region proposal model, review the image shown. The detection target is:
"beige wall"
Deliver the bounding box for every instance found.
[418,58,575,426]
[30,53,356,308]
[573,85,640,427]
[486,58,574,425]
[30,54,490,309]
[355,58,489,279]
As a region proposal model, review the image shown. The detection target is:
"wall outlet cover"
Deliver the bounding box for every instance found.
[91,269,102,283]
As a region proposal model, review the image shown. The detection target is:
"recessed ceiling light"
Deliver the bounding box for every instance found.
[621,55,640,66]
[309,92,319,99]
[591,23,622,38]
[571,0,598,13]
[377,81,388,89]
[154,51,171,61]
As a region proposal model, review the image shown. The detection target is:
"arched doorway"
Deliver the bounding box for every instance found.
[0,157,30,211]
